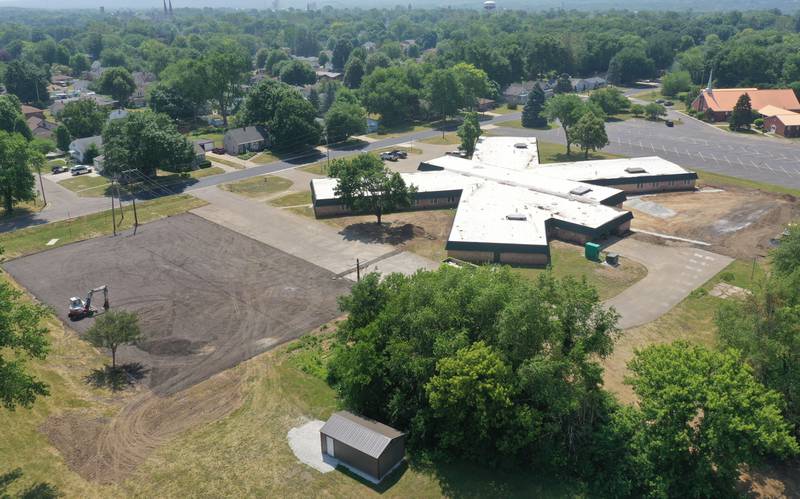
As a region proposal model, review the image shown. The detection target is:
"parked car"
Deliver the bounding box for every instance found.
[665,120,674,127]
[51,165,68,174]
[211,147,226,154]
[664,101,674,106]
[446,150,468,158]
[380,151,398,161]
[70,165,92,176]
[391,149,408,159]
[655,99,665,104]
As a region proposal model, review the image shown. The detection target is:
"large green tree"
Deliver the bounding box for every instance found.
[101,110,194,177]
[543,94,584,155]
[329,266,619,463]
[279,60,316,86]
[0,95,32,140]
[325,95,366,143]
[0,131,40,214]
[55,126,71,152]
[730,92,754,131]
[59,99,107,138]
[4,60,48,105]
[360,66,419,125]
[343,56,365,89]
[452,63,491,110]
[329,153,415,224]
[158,59,211,121]
[625,342,798,496]
[521,84,547,128]
[572,112,609,159]
[588,87,630,115]
[85,310,142,369]
[425,68,463,120]
[457,111,481,156]
[0,265,49,410]
[204,39,251,126]
[97,67,136,105]
[238,80,321,150]
[607,47,655,85]
[661,70,692,97]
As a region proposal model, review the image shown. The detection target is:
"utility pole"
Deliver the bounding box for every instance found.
[356,258,360,282]
[110,178,117,236]
[36,161,46,206]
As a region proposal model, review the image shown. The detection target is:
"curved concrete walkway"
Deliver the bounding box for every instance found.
[603,236,732,329]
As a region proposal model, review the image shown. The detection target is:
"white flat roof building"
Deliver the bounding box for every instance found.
[310,137,697,265]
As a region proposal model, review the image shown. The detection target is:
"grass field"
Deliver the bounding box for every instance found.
[496,119,557,130]
[300,161,330,175]
[366,123,432,139]
[208,156,245,169]
[489,104,520,115]
[0,195,206,259]
[631,90,687,112]
[270,191,312,207]
[1,198,44,219]
[514,241,648,301]
[696,169,800,197]
[419,133,461,145]
[537,140,624,163]
[220,175,293,199]
[58,175,111,197]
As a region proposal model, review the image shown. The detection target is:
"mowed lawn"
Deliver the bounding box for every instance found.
[0,194,207,259]
[119,340,581,498]
[58,175,111,197]
[220,175,293,199]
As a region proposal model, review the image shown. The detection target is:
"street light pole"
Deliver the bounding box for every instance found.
[36,161,46,206]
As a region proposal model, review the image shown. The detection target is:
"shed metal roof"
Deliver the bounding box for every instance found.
[320,411,404,459]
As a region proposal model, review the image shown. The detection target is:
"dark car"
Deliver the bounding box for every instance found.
[664,101,674,106]
[380,151,398,161]
[665,120,674,127]
[211,147,226,154]
[391,149,408,159]
[51,165,68,174]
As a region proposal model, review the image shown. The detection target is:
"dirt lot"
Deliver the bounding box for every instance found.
[626,186,800,260]
[3,213,352,396]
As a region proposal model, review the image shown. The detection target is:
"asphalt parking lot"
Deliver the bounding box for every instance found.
[492,112,800,189]
[3,213,352,395]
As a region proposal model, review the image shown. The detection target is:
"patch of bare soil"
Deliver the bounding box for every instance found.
[329,209,455,261]
[739,459,800,498]
[626,186,800,260]
[41,360,247,485]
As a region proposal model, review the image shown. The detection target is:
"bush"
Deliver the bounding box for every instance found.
[238,152,256,160]
[196,160,212,169]
[754,118,764,129]
[507,102,518,110]
[31,137,56,154]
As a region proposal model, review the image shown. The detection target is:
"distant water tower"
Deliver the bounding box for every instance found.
[483,0,496,11]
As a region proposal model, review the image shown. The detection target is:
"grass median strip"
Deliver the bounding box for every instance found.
[0,194,207,259]
[269,191,312,207]
[220,175,292,199]
[58,176,111,197]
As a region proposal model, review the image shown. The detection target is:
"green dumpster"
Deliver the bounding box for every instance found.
[585,242,601,261]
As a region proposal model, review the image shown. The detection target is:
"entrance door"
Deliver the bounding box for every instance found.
[326,436,335,457]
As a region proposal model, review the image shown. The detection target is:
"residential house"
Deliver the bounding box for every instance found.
[194,139,215,152]
[26,116,57,139]
[320,411,406,483]
[69,135,103,163]
[51,74,74,87]
[502,81,553,105]
[315,70,342,82]
[192,141,209,166]
[21,105,44,120]
[223,126,269,155]
[362,41,377,52]
[692,87,800,122]
[574,76,607,92]
[131,72,156,108]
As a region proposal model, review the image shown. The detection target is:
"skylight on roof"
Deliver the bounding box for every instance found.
[506,213,527,221]
[625,166,647,174]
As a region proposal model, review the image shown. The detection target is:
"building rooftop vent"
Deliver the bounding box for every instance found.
[625,166,647,174]
[570,186,592,196]
[514,143,528,149]
[506,213,528,221]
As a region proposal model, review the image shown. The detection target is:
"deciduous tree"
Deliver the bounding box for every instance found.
[0,265,49,409]
[0,131,40,214]
[543,93,584,155]
[572,112,609,159]
[0,95,32,140]
[588,87,630,115]
[4,60,48,105]
[59,99,107,138]
[85,310,142,369]
[325,96,366,143]
[329,153,415,224]
[457,111,481,156]
[97,67,136,105]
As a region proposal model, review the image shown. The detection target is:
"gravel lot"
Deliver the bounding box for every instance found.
[3,213,352,395]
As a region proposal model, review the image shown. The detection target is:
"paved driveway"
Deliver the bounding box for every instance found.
[189,187,438,280]
[603,237,732,329]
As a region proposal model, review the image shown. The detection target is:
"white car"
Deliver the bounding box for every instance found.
[70,165,92,176]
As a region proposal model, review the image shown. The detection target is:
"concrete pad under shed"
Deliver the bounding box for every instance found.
[3,214,352,396]
[288,420,335,474]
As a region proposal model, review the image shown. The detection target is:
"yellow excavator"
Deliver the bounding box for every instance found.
[68,285,109,320]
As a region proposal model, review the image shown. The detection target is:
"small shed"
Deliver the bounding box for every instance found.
[320,411,406,482]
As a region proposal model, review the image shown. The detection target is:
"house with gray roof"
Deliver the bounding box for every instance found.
[223,126,269,155]
[320,411,406,482]
[68,135,103,163]
[575,76,607,92]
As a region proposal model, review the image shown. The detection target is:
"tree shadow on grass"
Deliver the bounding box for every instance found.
[338,222,425,246]
[85,363,148,392]
[334,461,408,493]
[0,468,61,499]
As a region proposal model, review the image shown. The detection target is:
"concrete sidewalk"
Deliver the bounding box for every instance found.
[603,237,732,329]
[189,187,439,280]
